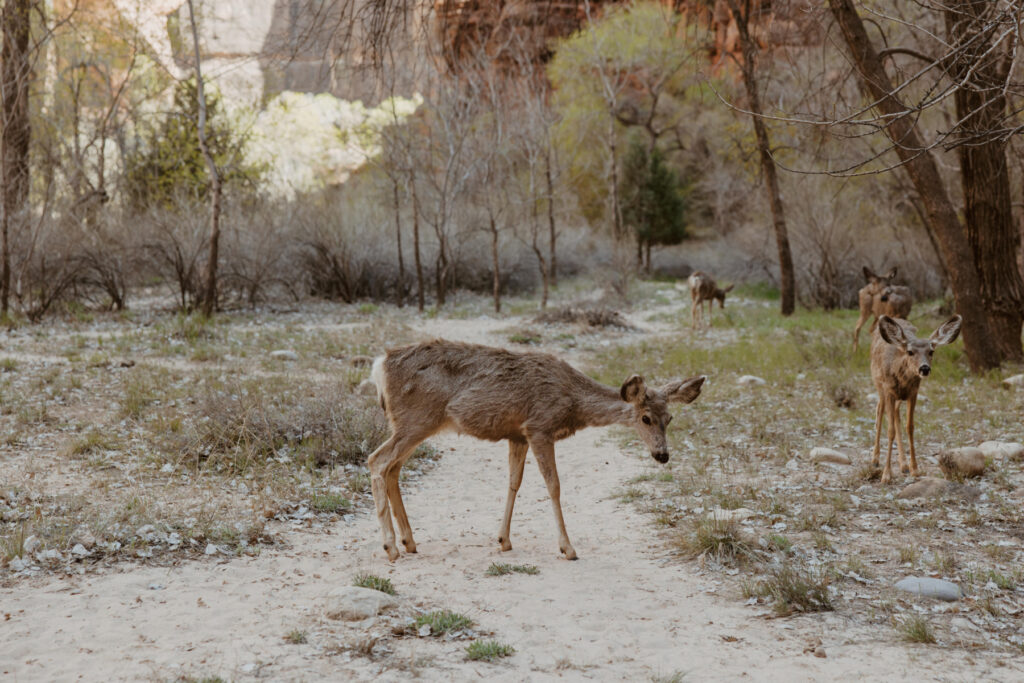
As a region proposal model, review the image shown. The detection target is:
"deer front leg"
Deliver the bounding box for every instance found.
[498,440,528,552]
[691,298,699,329]
[368,437,401,561]
[872,394,884,468]
[528,438,576,560]
[852,309,870,351]
[881,397,896,484]
[893,401,908,474]
[386,466,416,554]
[906,394,919,476]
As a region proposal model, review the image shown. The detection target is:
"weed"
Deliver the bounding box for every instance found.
[765,534,792,553]
[930,550,957,576]
[414,610,474,635]
[759,563,833,616]
[676,517,756,565]
[465,640,515,661]
[899,545,919,566]
[284,629,307,644]
[486,562,540,577]
[61,429,121,458]
[895,615,936,644]
[650,671,688,683]
[353,573,396,595]
[310,492,351,514]
[617,486,645,503]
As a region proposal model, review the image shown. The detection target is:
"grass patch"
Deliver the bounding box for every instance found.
[675,517,757,564]
[353,573,396,595]
[485,562,540,577]
[284,629,307,644]
[310,492,351,513]
[465,640,514,661]
[414,610,474,635]
[895,615,936,644]
[754,564,834,616]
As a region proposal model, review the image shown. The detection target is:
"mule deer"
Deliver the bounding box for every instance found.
[853,267,913,350]
[870,315,961,484]
[368,340,705,561]
[688,271,733,329]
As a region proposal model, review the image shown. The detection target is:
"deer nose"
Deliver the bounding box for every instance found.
[919,365,931,376]
[653,451,669,464]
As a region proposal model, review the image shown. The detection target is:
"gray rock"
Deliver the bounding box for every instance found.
[1002,373,1024,388]
[71,543,90,558]
[737,375,766,387]
[325,586,398,621]
[204,543,220,555]
[978,441,1024,460]
[23,535,40,554]
[810,447,852,466]
[270,349,299,361]
[895,576,962,601]
[8,557,28,571]
[938,448,986,479]
[896,477,980,502]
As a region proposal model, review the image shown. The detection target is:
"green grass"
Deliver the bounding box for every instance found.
[895,615,936,644]
[675,517,756,564]
[465,640,515,661]
[353,573,396,595]
[414,610,474,635]
[485,562,540,577]
[284,629,307,644]
[753,564,834,616]
[310,492,352,513]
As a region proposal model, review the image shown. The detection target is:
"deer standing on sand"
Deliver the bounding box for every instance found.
[853,267,913,350]
[368,340,705,561]
[688,271,733,329]
[870,315,962,484]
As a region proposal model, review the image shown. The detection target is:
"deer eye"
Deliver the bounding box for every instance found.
[908,350,915,356]
[642,415,652,425]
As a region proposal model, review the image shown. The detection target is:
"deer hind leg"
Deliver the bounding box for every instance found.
[498,440,528,552]
[872,394,884,468]
[368,430,430,561]
[892,401,908,474]
[691,297,700,329]
[386,463,416,553]
[852,310,870,351]
[906,395,919,476]
[881,397,897,484]
[528,437,576,560]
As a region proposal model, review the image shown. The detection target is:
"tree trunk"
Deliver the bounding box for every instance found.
[392,179,405,307]
[489,212,500,313]
[945,3,1024,361]
[829,0,1000,371]
[1,0,32,317]
[410,171,424,312]
[187,0,221,317]
[725,0,795,316]
[608,113,623,241]
[545,147,557,287]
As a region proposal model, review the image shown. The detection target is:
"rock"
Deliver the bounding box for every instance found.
[270,349,299,361]
[1002,373,1024,388]
[810,447,852,466]
[9,557,28,571]
[978,441,1024,460]
[708,507,756,523]
[896,477,981,502]
[937,448,986,479]
[76,531,96,550]
[160,463,175,473]
[356,379,377,397]
[71,543,90,558]
[737,375,766,387]
[895,576,962,601]
[204,543,220,555]
[785,459,799,471]
[418,624,432,637]
[325,586,398,621]
[23,535,41,554]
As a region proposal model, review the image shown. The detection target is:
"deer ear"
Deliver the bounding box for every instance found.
[863,266,875,281]
[723,284,734,293]
[620,375,647,404]
[877,316,907,347]
[886,267,897,280]
[929,315,962,346]
[659,375,706,404]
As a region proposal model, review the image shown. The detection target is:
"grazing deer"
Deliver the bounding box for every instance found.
[870,315,962,484]
[688,271,733,329]
[368,340,705,561]
[853,267,913,350]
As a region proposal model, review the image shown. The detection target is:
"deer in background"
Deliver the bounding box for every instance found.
[870,314,962,484]
[368,340,705,561]
[853,266,913,350]
[688,271,733,329]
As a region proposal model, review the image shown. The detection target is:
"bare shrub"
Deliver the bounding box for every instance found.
[140,203,208,310]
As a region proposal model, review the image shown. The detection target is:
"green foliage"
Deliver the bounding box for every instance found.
[465,640,515,661]
[621,137,688,248]
[414,610,474,635]
[485,562,540,577]
[353,573,396,595]
[123,79,264,211]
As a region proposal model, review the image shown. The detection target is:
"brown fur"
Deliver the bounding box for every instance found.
[870,315,962,484]
[688,271,733,329]
[853,266,914,350]
[367,339,705,561]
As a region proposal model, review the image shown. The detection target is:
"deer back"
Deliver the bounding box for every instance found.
[688,271,717,302]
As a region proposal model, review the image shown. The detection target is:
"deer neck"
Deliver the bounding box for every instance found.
[577,379,633,428]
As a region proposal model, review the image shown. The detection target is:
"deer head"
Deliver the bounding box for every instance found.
[877,315,962,377]
[715,284,734,308]
[863,266,897,295]
[620,374,705,463]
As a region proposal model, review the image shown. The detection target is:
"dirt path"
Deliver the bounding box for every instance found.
[1,307,1010,681]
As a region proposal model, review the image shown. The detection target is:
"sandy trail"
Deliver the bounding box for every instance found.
[2,309,1010,681]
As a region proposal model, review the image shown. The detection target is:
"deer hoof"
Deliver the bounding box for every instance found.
[562,546,578,561]
[383,543,400,562]
[880,470,892,485]
[498,537,512,552]
[401,539,417,553]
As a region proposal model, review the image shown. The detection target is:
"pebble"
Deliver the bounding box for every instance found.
[325,586,398,621]
[270,349,299,361]
[204,543,220,555]
[978,441,1024,460]
[707,507,756,523]
[938,448,986,479]
[896,477,980,501]
[895,576,962,601]
[23,535,41,554]
[71,544,90,557]
[1002,373,1024,388]
[737,375,766,387]
[9,557,28,571]
[810,447,852,465]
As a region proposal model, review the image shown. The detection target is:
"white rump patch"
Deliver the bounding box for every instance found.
[370,356,387,409]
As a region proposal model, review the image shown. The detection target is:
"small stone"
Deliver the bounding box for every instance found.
[737,375,766,387]
[418,624,432,637]
[357,379,377,397]
[204,543,219,555]
[937,448,986,479]
[896,477,980,502]
[978,441,1024,460]
[160,463,175,473]
[895,576,962,601]
[9,557,28,571]
[270,349,299,361]
[23,535,40,554]
[325,586,398,621]
[708,508,756,523]
[77,532,96,550]
[71,544,90,558]
[814,646,827,658]
[1002,373,1024,388]
[785,459,799,471]
[810,447,851,466]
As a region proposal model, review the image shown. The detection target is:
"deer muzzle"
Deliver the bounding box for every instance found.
[919,365,931,376]
[653,451,669,464]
